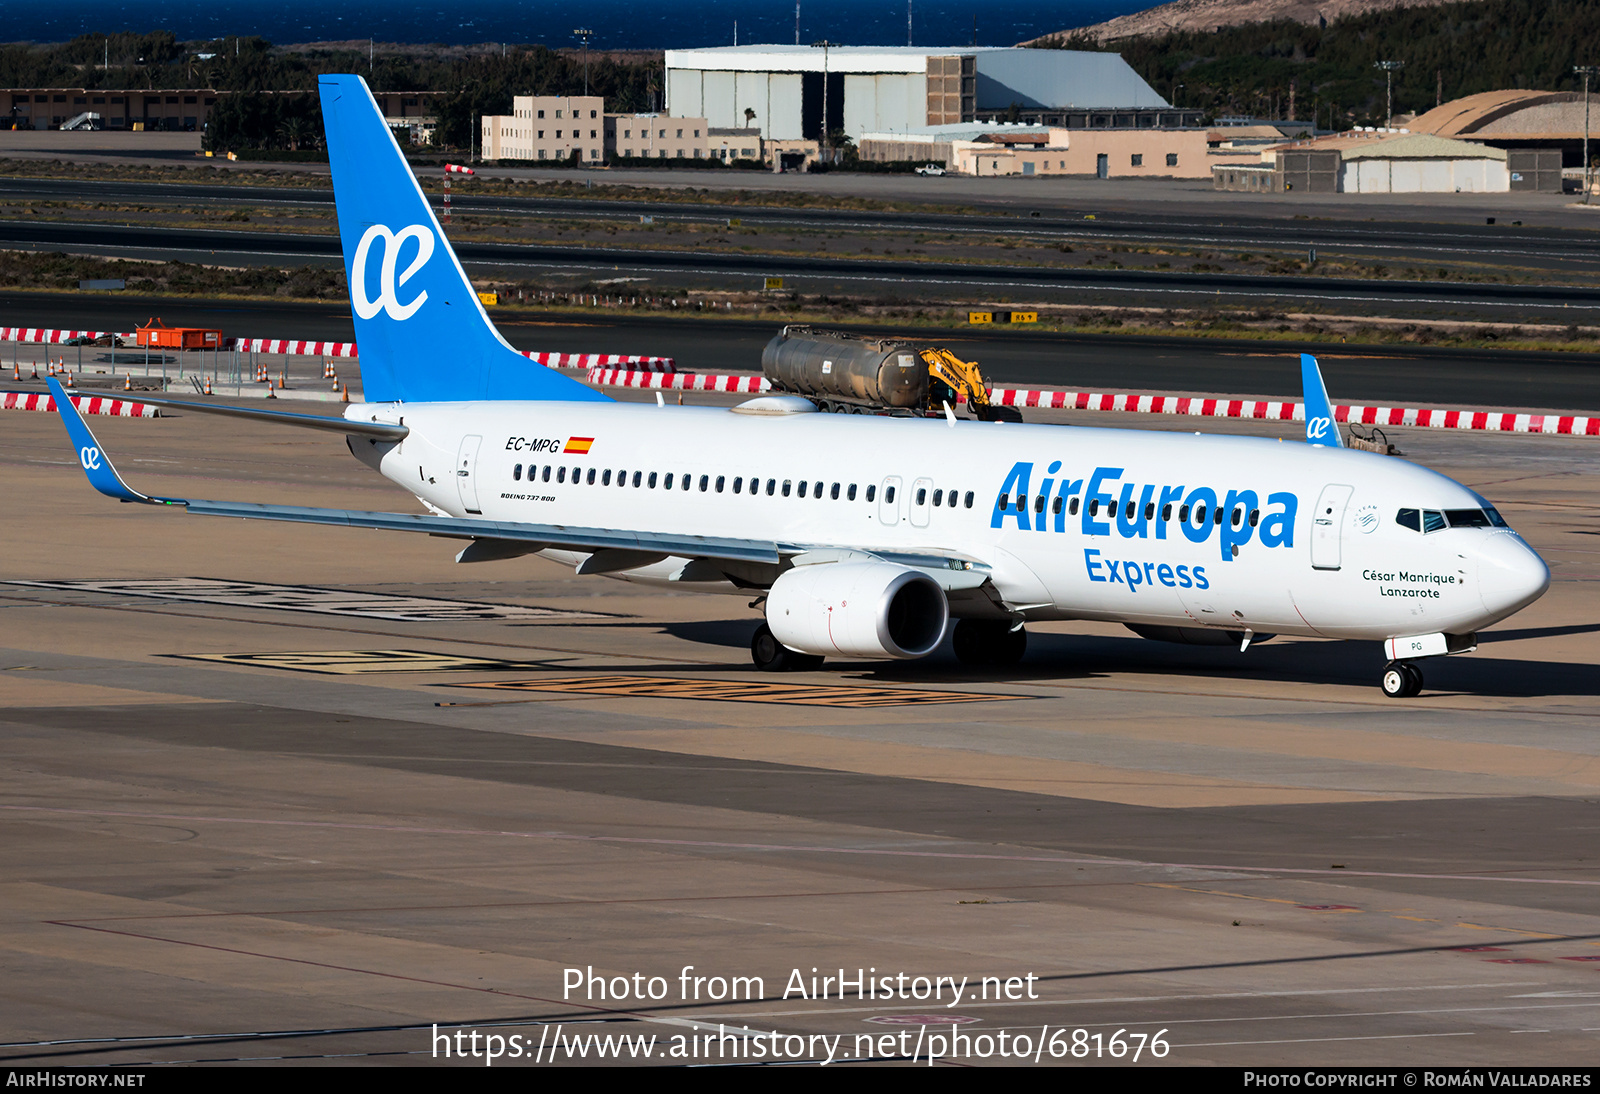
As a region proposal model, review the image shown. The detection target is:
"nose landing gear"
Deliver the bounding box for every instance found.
[1381,661,1424,698]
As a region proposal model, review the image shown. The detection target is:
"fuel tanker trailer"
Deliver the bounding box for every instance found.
[761,326,1022,421]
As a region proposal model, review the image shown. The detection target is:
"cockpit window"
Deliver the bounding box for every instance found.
[1445,508,1491,528]
[1484,507,1509,528]
[1422,510,1447,533]
[1396,508,1420,531]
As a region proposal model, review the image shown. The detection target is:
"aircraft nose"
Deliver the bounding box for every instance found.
[1476,532,1550,619]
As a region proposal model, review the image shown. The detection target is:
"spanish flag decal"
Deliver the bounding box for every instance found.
[563,437,595,455]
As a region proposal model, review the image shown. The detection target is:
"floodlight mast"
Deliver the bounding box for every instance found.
[574,29,594,97]
[812,40,836,152]
[1373,60,1405,129]
[1576,65,1599,204]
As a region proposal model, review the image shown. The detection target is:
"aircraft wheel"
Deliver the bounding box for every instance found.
[1381,661,1423,698]
[952,620,1027,667]
[751,623,823,672]
[993,624,1028,665]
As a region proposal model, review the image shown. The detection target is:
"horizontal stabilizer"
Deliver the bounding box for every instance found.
[78,392,409,440]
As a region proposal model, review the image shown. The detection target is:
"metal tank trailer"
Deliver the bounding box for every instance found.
[760,326,1022,421]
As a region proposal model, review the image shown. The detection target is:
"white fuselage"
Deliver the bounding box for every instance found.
[347,399,1550,643]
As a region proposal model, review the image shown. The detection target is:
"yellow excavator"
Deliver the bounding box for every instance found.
[918,346,1022,422]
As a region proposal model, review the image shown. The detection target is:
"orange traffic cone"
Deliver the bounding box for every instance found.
[123,374,133,391]
[265,383,276,399]
[278,371,286,389]
[11,364,18,381]
[340,384,349,403]
[203,375,212,395]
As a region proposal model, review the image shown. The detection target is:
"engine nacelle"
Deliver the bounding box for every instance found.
[766,562,948,660]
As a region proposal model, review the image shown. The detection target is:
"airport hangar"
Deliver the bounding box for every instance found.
[663,44,1195,143]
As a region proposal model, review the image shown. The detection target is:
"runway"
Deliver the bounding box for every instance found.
[7,217,1600,322]
[2,384,1598,1066]
[6,175,1600,272]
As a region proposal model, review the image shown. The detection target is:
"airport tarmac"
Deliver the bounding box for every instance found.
[2,389,1598,1067]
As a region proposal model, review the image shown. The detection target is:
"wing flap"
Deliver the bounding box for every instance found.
[180,500,781,565]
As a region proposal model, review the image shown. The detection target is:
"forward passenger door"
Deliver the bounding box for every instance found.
[1310,483,1354,570]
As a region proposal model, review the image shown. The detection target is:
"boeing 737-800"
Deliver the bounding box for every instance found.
[50,74,1550,698]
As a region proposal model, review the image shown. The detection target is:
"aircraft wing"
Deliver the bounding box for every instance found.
[48,378,781,566]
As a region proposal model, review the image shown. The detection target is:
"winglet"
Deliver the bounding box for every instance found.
[48,378,177,504]
[1300,352,1343,448]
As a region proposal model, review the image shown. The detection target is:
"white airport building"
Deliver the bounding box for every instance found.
[663,45,1182,142]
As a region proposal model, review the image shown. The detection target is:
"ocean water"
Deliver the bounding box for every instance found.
[8,1,1147,49]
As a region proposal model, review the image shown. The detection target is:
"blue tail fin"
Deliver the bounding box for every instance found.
[318,74,607,405]
[1300,352,1343,448]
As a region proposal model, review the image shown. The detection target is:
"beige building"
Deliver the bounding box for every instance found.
[941,127,1251,179]
[480,95,606,163]
[708,127,762,163]
[603,114,710,160]
[479,96,712,163]
[763,138,822,172]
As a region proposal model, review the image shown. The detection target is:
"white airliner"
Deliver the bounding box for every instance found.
[51,75,1550,698]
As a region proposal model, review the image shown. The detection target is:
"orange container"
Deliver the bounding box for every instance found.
[136,318,222,350]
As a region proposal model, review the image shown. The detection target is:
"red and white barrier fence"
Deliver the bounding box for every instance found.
[233,339,358,357]
[6,324,1595,435]
[586,368,767,393]
[3,326,677,369]
[2,392,159,418]
[529,351,674,372]
[983,388,1600,436]
[1,328,113,344]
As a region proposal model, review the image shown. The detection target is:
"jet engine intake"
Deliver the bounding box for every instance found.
[766,562,948,659]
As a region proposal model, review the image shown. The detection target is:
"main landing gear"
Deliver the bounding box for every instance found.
[751,622,824,672]
[951,619,1027,668]
[1381,660,1424,698]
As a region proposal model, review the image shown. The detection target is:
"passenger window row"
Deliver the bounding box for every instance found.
[510,464,976,509]
[913,487,976,509]
[995,493,1262,528]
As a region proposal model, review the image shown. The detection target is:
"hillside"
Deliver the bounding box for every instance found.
[1026,0,1598,129]
[1029,0,1463,43]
